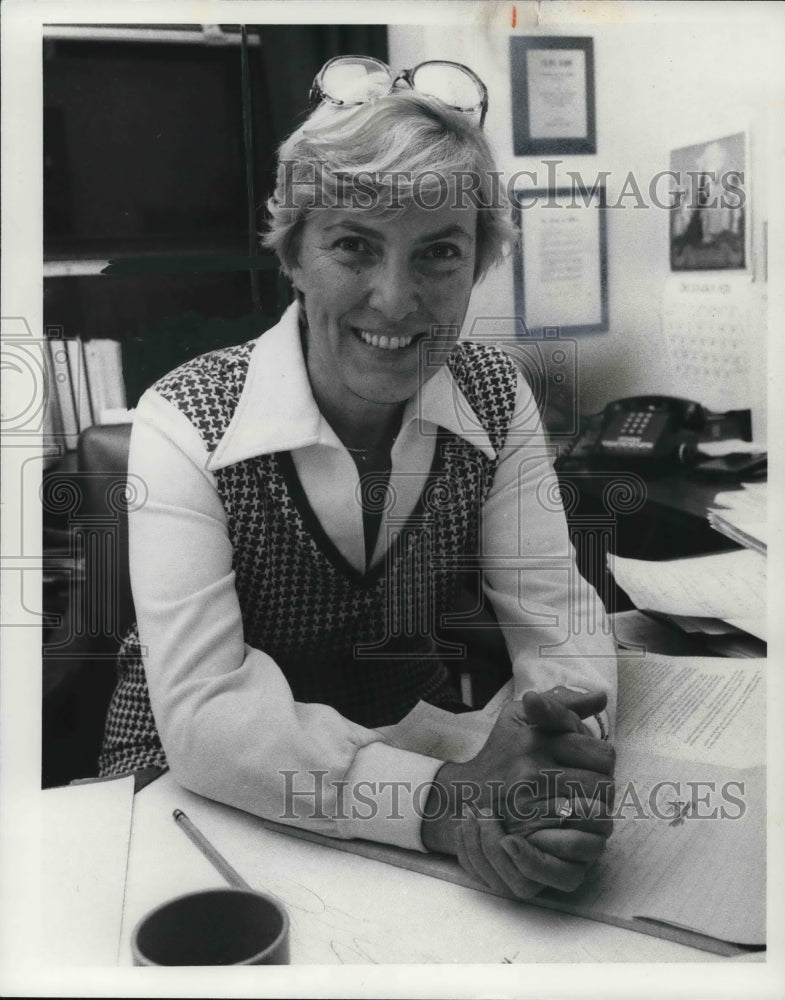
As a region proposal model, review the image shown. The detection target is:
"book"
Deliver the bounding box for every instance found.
[83,338,127,424]
[65,337,93,432]
[45,337,79,450]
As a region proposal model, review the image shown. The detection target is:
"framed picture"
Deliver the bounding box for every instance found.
[510,36,596,156]
[669,131,747,271]
[512,186,608,336]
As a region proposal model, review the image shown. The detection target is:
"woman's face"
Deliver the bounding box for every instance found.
[290,199,478,413]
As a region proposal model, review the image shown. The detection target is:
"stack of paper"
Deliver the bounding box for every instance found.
[607,549,766,641]
[707,482,767,555]
[641,612,766,658]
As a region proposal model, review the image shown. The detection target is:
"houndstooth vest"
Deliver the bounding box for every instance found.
[99,338,519,776]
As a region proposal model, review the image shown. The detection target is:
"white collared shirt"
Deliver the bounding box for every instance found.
[129,302,617,851]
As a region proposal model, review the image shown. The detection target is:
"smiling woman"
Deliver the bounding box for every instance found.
[99,61,618,903]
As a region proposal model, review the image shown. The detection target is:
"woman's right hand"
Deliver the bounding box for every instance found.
[420,689,615,898]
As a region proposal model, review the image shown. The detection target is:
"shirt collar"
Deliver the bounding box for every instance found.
[207,301,495,471]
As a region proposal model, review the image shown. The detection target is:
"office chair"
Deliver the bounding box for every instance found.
[42,423,134,786]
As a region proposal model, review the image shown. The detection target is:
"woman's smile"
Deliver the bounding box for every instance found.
[354,328,418,351]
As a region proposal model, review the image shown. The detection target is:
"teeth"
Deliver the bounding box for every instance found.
[358,329,414,350]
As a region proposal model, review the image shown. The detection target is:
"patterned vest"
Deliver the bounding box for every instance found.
[99,338,518,774]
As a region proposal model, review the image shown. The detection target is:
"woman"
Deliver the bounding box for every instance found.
[101,57,617,899]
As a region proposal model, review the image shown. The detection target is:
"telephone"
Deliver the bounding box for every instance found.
[556,395,706,472]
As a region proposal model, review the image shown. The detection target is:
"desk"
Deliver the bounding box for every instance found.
[559,469,751,615]
[118,770,747,965]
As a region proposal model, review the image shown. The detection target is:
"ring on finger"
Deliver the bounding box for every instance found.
[555,797,573,827]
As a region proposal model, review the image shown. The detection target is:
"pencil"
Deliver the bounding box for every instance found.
[172,808,252,891]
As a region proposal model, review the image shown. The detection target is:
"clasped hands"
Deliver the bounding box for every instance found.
[421,688,615,900]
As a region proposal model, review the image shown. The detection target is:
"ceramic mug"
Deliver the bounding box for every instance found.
[131,888,290,965]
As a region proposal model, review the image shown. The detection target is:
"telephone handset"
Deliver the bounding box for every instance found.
[556,395,706,471]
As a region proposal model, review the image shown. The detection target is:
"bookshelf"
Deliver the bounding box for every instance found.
[42,24,280,447]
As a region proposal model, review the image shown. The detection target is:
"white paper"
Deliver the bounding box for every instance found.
[526,48,588,139]
[40,776,135,966]
[698,439,766,457]
[559,750,765,946]
[713,482,767,515]
[534,654,766,946]
[376,699,493,763]
[522,196,603,329]
[615,655,764,767]
[607,549,766,640]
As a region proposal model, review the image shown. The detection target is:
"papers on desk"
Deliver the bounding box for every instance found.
[707,482,767,555]
[380,656,766,952]
[253,655,766,956]
[545,655,765,950]
[607,548,766,641]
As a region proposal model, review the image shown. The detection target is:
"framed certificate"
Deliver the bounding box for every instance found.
[510,36,596,156]
[512,186,608,336]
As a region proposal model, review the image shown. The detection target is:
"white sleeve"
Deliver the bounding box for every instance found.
[128,389,441,850]
[480,374,618,732]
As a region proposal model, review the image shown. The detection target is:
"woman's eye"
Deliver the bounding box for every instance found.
[422,244,461,261]
[334,236,372,255]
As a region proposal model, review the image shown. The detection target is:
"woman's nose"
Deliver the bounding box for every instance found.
[366,261,419,322]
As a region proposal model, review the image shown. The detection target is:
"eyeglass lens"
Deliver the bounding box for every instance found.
[409,63,483,111]
[320,58,392,103]
[320,58,483,114]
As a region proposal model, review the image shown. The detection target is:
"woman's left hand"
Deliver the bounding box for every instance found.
[454,808,608,900]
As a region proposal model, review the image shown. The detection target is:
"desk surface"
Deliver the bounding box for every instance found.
[119,770,746,966]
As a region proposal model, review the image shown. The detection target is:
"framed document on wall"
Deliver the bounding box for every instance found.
[510,36,596,156]
[512,186,608,336]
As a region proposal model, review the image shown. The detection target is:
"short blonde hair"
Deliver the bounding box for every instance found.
[262,92,513,283]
